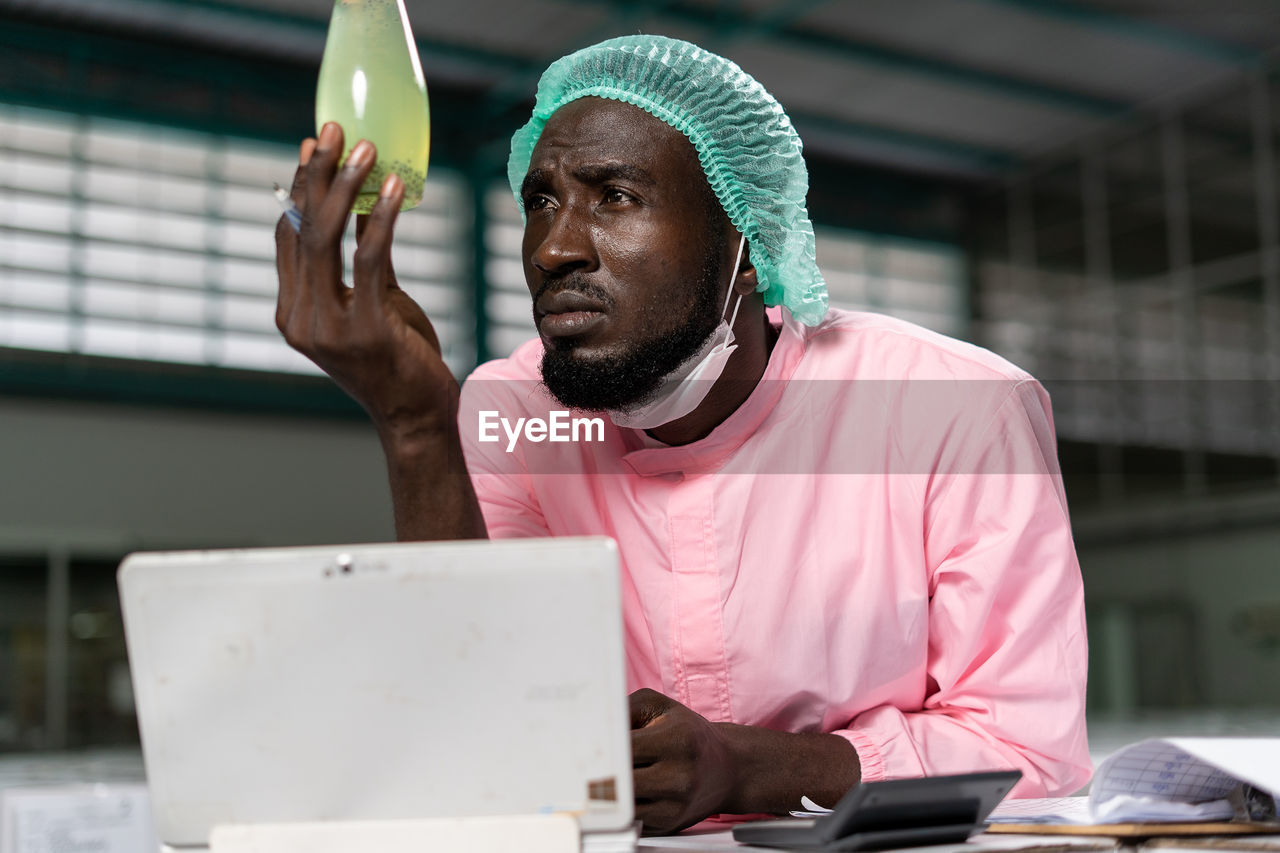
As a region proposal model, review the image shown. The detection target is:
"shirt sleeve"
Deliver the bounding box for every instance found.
[457,372,551,540]
[831,379,1092,797]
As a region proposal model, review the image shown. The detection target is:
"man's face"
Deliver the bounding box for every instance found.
[520,97,728,412]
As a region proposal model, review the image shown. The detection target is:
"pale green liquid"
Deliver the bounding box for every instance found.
[315,0,430,213]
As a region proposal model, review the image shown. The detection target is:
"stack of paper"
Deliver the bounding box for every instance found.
[987,738,1280,827]
[584,820,641,853]
[0,784,157,853]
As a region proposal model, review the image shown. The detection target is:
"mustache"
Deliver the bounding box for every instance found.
[532,275,616,311]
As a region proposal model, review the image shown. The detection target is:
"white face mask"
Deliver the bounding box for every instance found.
[608,234,747,430]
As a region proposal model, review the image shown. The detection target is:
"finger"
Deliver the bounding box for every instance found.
[630,688,670,730]
[296,128,364,335]
[303,122,344,232]
[630,720,676,766]
[632,763,686,801]
[356,209,399,290]
[633,801,661,835]
[352,173,403,322]
[290,138,316,207]
[634,799,683,837]
[314,138,377,243]
[275,137,317,332]
[276,138,314,253]
[275,218,298,333]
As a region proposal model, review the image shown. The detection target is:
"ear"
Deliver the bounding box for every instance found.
[733,239,759,296]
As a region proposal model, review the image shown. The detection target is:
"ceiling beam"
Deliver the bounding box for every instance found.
[752,0,838,30]
[476,0,689,113]
[0,0,533,77]
[0,0,1027,178]
[970,0,1258,66]
[559,0,1131,117]
[792,111,1015,174]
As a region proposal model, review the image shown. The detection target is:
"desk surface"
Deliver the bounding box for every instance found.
[636,829,1121,852]
[4,747,1279,853]
[639,832,1280,853]
[637,830,740,851]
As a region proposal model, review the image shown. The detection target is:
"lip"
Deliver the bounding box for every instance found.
[535,289,610,339]
[538,309,608,339]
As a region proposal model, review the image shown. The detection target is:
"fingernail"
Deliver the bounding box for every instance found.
[319,122,339,148]
[299,138,316,165]
[381,173,403,198]
[347,140,373,168]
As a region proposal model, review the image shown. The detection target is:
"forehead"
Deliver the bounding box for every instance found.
[528,97,705,184]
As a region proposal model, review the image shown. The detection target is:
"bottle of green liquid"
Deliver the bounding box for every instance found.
[315,0,430,213]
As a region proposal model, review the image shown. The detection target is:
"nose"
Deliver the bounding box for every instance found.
[526,205,597,277]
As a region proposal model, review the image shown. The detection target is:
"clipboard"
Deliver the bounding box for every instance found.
[1143,837,1280,850]
[987,738,1280,841]
[985,822,1280,839]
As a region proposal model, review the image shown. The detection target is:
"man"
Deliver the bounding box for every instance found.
[275,35,1090,835]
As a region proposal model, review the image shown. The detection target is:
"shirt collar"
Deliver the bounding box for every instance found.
[620,308,805,477]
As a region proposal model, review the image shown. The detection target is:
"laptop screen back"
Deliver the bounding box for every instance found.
[119,537,633,847]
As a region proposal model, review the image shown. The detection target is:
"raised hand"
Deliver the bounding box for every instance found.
[275,122,459,441]
[274,122,485,542]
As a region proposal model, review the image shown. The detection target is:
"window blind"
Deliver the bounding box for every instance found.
[816,226,967,338]
[0,104,474,378]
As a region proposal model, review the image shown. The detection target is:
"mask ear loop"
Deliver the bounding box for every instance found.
[721,233,748,345]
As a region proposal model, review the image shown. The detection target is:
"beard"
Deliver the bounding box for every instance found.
[538,238,727,413]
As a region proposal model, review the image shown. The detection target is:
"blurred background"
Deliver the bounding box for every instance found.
[0,0,1277,772]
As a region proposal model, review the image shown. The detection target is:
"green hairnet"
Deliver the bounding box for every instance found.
[508,34,828,326]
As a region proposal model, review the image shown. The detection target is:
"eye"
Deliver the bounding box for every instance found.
[602,187,634,204]
[523,193,552,213]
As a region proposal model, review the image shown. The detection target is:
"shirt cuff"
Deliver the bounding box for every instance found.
[832,727,886,784]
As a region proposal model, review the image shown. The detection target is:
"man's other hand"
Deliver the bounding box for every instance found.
[274,122,459,444]
[630,688,736,834]
[629,687,863,836]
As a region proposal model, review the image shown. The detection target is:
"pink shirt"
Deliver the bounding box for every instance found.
[459,308,1092,797]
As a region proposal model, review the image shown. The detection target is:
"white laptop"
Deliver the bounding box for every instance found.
[118,537,634,850]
